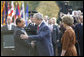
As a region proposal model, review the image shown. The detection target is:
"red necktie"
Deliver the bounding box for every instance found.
[37,26,39,31]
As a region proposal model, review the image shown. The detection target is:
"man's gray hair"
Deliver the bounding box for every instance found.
[33,13,43,20]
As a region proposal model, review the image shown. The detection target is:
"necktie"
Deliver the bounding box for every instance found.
[37,26,39,31]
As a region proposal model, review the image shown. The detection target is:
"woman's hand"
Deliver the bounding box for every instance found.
[61,50,66,56]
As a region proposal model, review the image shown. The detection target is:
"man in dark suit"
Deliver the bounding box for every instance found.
[60,2,72,14]
[20,13,54,56]
[24,19,38,56]
[14,18,29,56]
[24,19,37,35]
[52,17,61,56]
[75,15,83,56]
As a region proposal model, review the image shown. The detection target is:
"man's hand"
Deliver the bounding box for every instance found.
[31,41,36,48]
[20,34,28,39]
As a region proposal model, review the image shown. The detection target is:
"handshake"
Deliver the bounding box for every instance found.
[20,34,36,48]
[20,34,29,39]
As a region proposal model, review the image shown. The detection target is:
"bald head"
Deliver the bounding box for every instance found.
[44,15,49,21]
[16,18,25,27]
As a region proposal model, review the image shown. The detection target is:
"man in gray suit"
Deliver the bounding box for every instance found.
[20,13,54,56]
[14,18,29,56]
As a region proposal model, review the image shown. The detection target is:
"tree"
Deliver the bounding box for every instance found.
[23,1,40,11]
[36,1,60,19]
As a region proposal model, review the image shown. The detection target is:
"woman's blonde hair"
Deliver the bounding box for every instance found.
[62,15,74,26]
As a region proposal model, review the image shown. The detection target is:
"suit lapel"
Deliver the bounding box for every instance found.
[37,22,45,34]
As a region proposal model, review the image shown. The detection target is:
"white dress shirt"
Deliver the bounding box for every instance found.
[48,24,53,32]
[7,24,12,30]
[43,20,48,26]
[38,21,44,28]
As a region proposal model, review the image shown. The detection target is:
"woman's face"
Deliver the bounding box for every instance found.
[62,22,66,28]
[60,22,66,33]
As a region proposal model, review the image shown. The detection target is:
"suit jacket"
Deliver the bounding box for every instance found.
[14,26,29,56]
[28,22,54,56]
[52,25,60,47]
[24,23,37,35]
[24,23,38,56]
[75,23,83,56]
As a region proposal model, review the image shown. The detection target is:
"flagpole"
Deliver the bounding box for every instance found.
[23,1,25,21]
[3,1,6,25]
[25,3,29,26]
[1,1,2,24]
[1,1,5,25]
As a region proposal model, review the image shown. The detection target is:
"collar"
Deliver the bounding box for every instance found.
[17,26,24,29]
[38,21,43,27]
[81,23,83,25]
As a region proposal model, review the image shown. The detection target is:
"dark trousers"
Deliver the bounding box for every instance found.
[75,43,80,56]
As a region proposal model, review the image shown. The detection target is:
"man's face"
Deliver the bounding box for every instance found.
[52,19,55,24]
[44,16,48,21]
[48,19,52,24]
[31,17,35,23]
[18,20,25,28]
[7,18,11,24]
[74,12,77,16]
[33,17,40,25]
[28,20,32,24]
[79,16,83,23]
